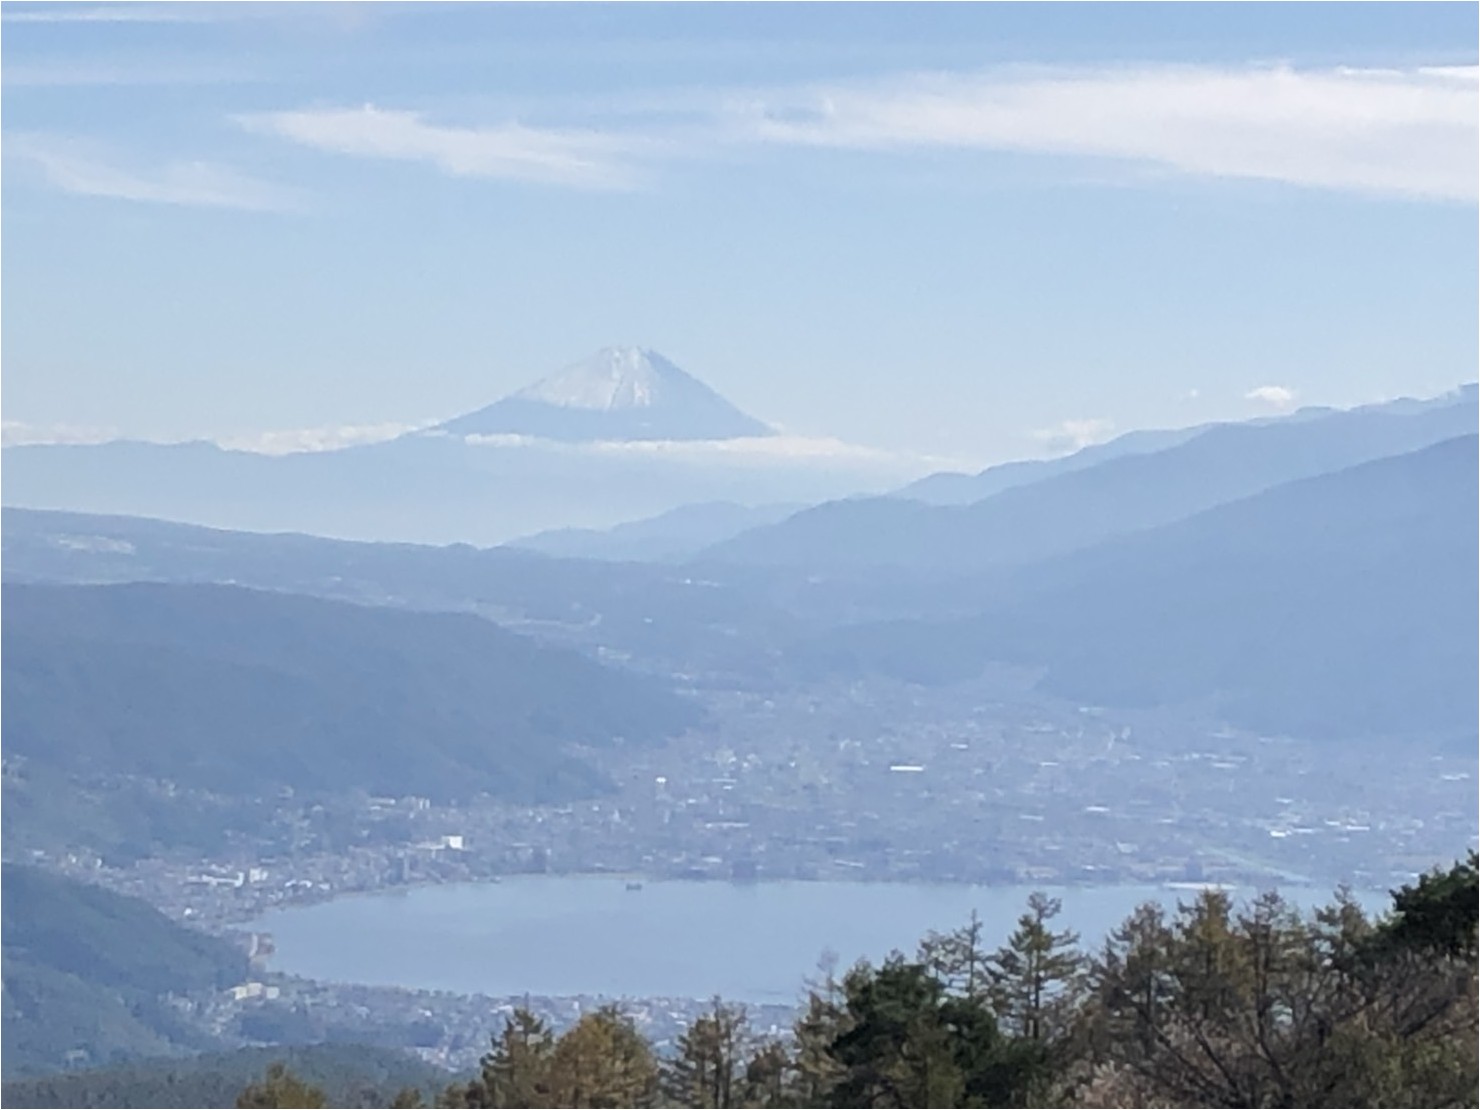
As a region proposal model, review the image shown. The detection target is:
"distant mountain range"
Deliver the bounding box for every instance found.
[4,381,1475,759]
[0,507,807,698]
[796,435,1479,749]
[898,385,1478,507]
[439,346,773,442]
[0,348,892,545]
[703,387,1479,574]
[508,500,803,562]
[899,425,1205,506]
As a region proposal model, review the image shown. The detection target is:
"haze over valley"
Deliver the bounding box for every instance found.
[5,376,1475,1085]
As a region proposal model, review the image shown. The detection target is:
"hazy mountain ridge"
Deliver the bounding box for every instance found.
[2,583,702,803]
[4,393,1476,754]
[0,507,806,685]
[0,423,881,547]
[900,425,1206,506]
[797,435,1479,748]
[508,500,805,562]
[0,348,812,546]
[704,389,1478,573]
[899,384,1478,507]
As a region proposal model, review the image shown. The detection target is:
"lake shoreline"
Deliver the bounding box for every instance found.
[241,876,1392,1004]
[221,854,1380,932]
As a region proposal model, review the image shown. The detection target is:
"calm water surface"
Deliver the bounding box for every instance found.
[247,878,1384,1003]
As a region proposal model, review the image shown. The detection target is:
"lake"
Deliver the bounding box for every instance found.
[246,877,1387,1004]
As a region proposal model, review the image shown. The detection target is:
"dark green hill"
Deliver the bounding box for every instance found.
[0,1042,453,1108]
[1,865,248,1077]
[1,582,702,803]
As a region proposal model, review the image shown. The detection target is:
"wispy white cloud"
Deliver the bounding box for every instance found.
[238,105,649,190]
[231,62,1475,202]
[1029,417,1115,455]
[1,2,382,26]
[3,61,264,88]
[2,4,211,23]
[730,62,1480,202]
[14,58,1466,205]
[5,419,434,454]
[1245,384,1299,411]
[4,417,961,474]
[215,421,434,455]
[7,134,300,211]
[2,420,120,447]
[458,431,968,475]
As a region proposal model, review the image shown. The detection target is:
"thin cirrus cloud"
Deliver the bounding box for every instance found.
[0,2,344,24]
[24,61,1474,205]
[731,62,1480,202]
[235,62,1477,202]
[8,134,300,212]
[237,105,650,190]
[2,4,207,22]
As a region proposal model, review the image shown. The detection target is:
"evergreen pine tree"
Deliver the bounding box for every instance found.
[444,1007,556,1108]
[788,962,848,1107]
[989,892,1085,1044]
[235,1064,328,1109]
[920,910,990,1002]
[546,1006,660,1108]
[664,998,750,1108]
[739,1039,793,1108]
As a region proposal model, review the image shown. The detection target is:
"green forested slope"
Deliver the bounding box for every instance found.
[1,865,247,1077]
[2,582,701,804]
[0,1043,452,1108]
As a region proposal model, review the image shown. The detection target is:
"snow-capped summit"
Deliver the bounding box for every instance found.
[439,347,773,443]
[515,347,680,411]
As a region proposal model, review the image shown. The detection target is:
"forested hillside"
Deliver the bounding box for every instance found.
[0,1044,451,1109]
[2,582,702,803]
[1,865,248,1077]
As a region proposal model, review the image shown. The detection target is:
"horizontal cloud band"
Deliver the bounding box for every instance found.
[738,63,1477,202]
[235,62,1476,202]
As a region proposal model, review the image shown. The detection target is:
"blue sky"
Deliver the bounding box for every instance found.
[2,2,1476,468]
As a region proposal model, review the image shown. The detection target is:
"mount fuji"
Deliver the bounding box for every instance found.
[4,347,924,544]
[439,347,773,443]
